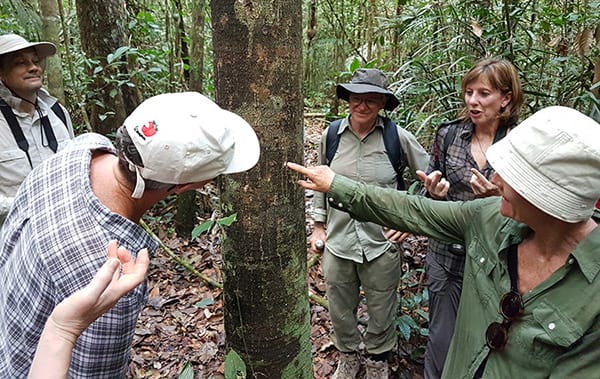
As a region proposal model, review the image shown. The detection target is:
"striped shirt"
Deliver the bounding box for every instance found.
[0,133,158,378]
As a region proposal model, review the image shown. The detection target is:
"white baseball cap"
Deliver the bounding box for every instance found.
[0,34,56,59]
[123,92,260,198]
[487,106,600,223]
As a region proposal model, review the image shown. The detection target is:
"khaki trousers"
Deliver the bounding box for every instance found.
[322,248,400,354]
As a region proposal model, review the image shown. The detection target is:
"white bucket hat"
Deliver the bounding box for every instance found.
[123,92,260,198]
[487,106,600,223]
[0,34,56,59]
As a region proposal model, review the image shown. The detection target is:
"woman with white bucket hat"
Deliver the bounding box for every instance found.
[288,105,600,378]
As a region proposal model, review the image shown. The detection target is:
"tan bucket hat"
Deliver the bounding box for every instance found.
[0,34,56,59]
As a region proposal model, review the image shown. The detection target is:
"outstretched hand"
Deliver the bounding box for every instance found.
[286,162,335,193]
[29,241,150,379]
[47,240,149,344]
[416,170,449,199]
[470,168,500,198]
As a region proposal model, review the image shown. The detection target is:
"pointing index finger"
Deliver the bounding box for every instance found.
[286,162,307,175]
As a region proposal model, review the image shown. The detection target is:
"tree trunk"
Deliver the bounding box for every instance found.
[75,0,135,135]
[38,0,65,104]
[174,0,206,236]
[189,0,205,92]
[211,1,312,378]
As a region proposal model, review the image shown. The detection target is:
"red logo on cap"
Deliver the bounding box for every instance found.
[141,121,158,137]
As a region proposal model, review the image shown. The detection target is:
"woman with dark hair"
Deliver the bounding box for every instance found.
[416,58,523,378]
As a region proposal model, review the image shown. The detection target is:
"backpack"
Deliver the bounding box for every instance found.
[432,120,459,178]
[0,98,67,168]
[325,116,405,190]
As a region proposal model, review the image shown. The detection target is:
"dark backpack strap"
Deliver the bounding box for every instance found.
[433,120,458,178]
[0,98,33,168]
[50,101,67,128]
[325,119,342,165]
[381,117,405,190]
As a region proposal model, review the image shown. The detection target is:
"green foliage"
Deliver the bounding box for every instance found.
[194,297,215,308]
[224,349,247,379]
[304,0,600,146]
[397,266,429,355]
[191,213,237,240]
[178,361,194,379]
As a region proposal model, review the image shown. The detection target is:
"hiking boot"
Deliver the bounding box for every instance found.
[331,352,361,379]
[365,357,389,379]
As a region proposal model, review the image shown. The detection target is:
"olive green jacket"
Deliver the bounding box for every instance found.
[327,174,600,378]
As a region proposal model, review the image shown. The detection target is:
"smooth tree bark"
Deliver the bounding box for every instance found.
[38,0,65,104]
[75,0,139,134]
[211,1,312,378]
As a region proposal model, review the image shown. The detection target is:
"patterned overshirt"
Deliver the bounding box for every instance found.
[424,120,498,277]
[311,115,429,263]
[0,133,158,378]
[327,175,600,378]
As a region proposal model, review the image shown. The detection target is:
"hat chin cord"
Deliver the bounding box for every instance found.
[124,156,146,199]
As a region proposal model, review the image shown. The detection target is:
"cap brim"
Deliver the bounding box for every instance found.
[336,83,400,111]
[220,110,260,174]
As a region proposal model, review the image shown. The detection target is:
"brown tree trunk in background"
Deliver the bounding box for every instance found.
[174,0,206,237]
[75,0,138,135]
[174,0,190,82]
[189,0,205,92]
[38,0,65,103]
[593,58,600,100]
[212,0,312,377]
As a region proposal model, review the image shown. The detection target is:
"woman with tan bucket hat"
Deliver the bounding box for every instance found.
[288,105,600,378]
[0,33,73,224]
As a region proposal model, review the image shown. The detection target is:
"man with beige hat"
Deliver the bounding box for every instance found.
[0,92,260,378]
[0,33,73,224]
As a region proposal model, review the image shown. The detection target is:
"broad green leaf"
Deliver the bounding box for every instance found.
[225,350,246,379]
[191,220,215,240]
[178,361,194,379]
[194,297,215,308]
[217,213,237,227]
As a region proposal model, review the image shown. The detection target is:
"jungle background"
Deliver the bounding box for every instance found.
[1,0,600,378]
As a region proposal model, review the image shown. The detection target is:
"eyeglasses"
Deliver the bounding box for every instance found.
[485,290,524,351]
[348,95,383,108]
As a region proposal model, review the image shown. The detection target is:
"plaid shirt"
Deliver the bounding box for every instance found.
[424,120,498,276]
[0,134,158,378]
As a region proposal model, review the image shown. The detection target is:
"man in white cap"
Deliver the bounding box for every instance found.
[0,34,74,224]
[288,105,600,378]
[0,92,260,378]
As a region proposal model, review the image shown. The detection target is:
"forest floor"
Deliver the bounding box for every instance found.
[127,115,429,379]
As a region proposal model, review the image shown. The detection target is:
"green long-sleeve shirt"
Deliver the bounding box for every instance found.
[327,174,600,378]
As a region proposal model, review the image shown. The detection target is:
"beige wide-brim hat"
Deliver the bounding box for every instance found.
[123,92,261,198]
[0,34,56,59]
[487,106,600,223]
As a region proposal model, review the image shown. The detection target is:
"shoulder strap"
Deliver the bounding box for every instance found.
[433,120,459,178]
[50,102,67,128]
[325,119,342,165]
[381,117,405,190]
[0,98,33,168]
